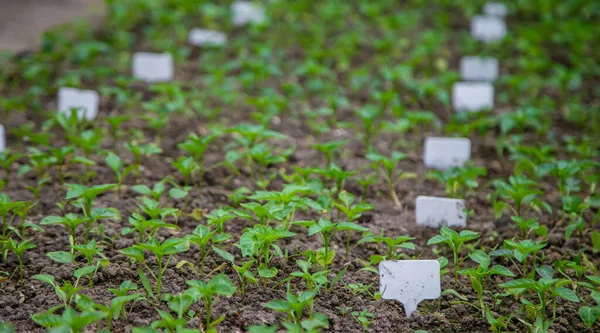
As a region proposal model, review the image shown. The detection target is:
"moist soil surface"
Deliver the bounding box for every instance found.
[0,2,598,333]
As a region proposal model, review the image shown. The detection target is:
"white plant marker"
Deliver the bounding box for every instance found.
[132,52,174,83]
[0,124,5,152]
[416,196,467,228]
[483,2,508,17]
[452,82,494,112]
[460,56,499,82]
[470,15,506,42]
[58,87,99,121]
[232,1,265,26]
[188,29,227,47]
[379,260,441,317]
[424,137,471,170]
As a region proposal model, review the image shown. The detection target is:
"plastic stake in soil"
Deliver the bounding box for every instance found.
[452,82,494,112]
[416,196,467,228]
[460,56,499,82]
[483,2,508,18]
[132,52,174,83]
[188,29,227,47]
[232,1,266,26]
[470,15,507,42]
[379,260,441,317]
[0,124,5,152]
[424,137,471,170]
[58,87,100,121]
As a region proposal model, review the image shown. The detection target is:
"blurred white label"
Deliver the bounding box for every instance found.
[0,124,5,152]
[132,52,174,83]
[471,15,506,42]
[232,1,265,26]
[452,82,494,112]
[484,2,508,17]
[58,87,99,121]
[460,56,499,82]
[188,29,227,46]
[424,137,471,170]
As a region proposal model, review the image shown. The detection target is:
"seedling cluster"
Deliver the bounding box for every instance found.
[0,1,598,332]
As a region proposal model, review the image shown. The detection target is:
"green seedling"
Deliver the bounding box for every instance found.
[187,274,236,330]
[500,276,579,327]
[2,238,36,282]
[503,239,547,277]
[511,216,548,238]
[355,105,382,151]
[132,178,169,202]
[150,292,196,332]
[0,149,23,186]
[72,239,108,267]
[31,302,106,333]
[105,152,136,197]
[247,185,323,226]
[171,156,199,187]
[351,308,376,332]
[264,289,318,325]
[65,183,116,218]
[492,175,551,219]
[333,191,373,259]
[239,201,288,226]
[290,260,328,291]
[239,224,295,279]
[366,150,416,209]
[293,218,368,269]
[233,260,258,297]
[485,306,512,333]
[427,227,480,281]
[314,164,357,195]
[358,232,415,263]
[0,195,25,238]
[122,212,178,243]
[459,250,515,315]
[32,266,95,308]
[186,224,230,275]
[41,213,89,241]
[205,208,238,233]
[426,164,486,199]
[121,237,190,297]
[105,114,132,144]
[311,140,347,168]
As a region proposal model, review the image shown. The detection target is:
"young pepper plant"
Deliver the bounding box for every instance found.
[366,150,416,209]
[427,227,480,281]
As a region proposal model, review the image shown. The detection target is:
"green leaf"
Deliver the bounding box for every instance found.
[0,322,15,333]
[555,287,580,302]
[427,235,446,245]
[40,216,64,225]
[258,264,278,278]
[489,265,516,277]
[264,299,290,312]
[212,246,234,263]
[592,231,600,254]
[46,251,75,264]
[32,274,55,285]
[578,306,599,328]
[74,265,96,279]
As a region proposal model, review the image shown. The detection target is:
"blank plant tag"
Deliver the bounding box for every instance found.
[132,52,174,83]
[460,56,499,82]
[452,82,494,112]
[484,2,508,17]
[58,87,99,121]
[232,1,265,26]
[424,137,471,170]
[379,260,441,317]
[188,29,227,47]
[471,15,506,42]
[0,124,5,152]
[416,196,467,228]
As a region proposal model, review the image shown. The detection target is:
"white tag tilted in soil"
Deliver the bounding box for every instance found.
[424,137,471,170]
[0,124,5,152]
[452,82,494,112]
[232,1,265,26]
[416,196,467,228]
[379,260,441,317]
[132,52,174,83]
[460,56,499,82]
[471,15,506,42]
[58,87,99,121]
[188,29,227,47]
[483,2,508,17]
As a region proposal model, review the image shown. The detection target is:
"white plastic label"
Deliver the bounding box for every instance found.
[188,29,227,47]
[58,87,99,121]
[484,2,508,17]
[471,15,506,42]
[132,52,174,83]
[380,260,441,317]
[452,82,494,112]
[232,1,265,26]
[0,124,5,152]
[416,196,467,228]
[424,137,471,170]
[460,56,499,82]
